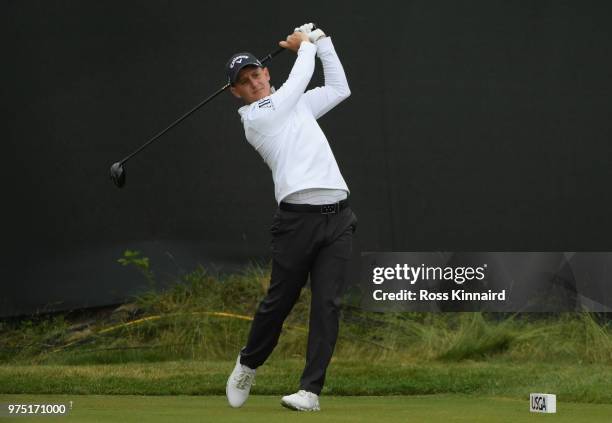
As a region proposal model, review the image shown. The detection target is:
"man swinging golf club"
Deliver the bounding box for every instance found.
[225,23,357,411]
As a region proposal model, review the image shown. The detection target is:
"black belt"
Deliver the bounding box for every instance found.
[279,199,349,214]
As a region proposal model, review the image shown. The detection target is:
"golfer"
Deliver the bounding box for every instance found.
[225,23,357,412]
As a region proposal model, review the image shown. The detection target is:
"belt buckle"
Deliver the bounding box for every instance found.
[321,202,339,215]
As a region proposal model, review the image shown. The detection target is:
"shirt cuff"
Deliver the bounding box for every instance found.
[298,40,317,55]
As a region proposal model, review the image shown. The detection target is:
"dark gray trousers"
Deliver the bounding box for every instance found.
[239,205,357,395]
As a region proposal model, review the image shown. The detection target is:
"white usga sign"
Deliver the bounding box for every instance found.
[530,393,557,413]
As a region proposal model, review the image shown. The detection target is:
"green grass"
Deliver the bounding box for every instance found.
[1,359,610,404]
[1,394,611,423]
[1,263,609,367]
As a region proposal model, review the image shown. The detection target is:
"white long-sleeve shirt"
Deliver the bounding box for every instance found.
[237,37,351,204]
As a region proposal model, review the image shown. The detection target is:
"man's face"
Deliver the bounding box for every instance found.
[230,66,271,104]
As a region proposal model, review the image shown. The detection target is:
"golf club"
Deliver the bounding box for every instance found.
[109,45,286,188]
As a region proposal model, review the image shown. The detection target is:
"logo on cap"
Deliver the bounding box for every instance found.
[230,55,250,69]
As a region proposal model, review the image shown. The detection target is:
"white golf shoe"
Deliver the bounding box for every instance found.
[226,354,256,408]
[280,390,320,411]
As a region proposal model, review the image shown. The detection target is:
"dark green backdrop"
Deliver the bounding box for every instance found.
[4,1,612,316]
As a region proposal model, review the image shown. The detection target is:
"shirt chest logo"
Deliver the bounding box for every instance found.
[258,98,274,109]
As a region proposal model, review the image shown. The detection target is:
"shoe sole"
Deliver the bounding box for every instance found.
[280,399,320,412]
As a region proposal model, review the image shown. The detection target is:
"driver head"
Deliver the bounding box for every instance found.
[110,162,126,188]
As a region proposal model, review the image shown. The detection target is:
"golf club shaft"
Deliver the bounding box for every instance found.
[118,46,285,166]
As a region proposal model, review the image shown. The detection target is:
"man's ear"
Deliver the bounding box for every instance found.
[263,67,270,82]
[229,85,241,99]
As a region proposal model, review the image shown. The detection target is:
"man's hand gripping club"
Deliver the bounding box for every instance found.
[279,22,326,52]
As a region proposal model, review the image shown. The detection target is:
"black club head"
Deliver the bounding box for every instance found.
[110,162,126,188]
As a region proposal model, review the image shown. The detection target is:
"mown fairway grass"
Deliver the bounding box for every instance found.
[1,394,611,423]
[1,359,611,404]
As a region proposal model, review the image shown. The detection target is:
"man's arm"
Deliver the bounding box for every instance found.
[245,33,316,135]
[303,36,351,119]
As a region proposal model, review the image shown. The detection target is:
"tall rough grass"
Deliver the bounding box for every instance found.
[1,257,610,366]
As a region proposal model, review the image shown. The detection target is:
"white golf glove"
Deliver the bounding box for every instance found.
[295,23,314,33]
[294,22,326,43]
